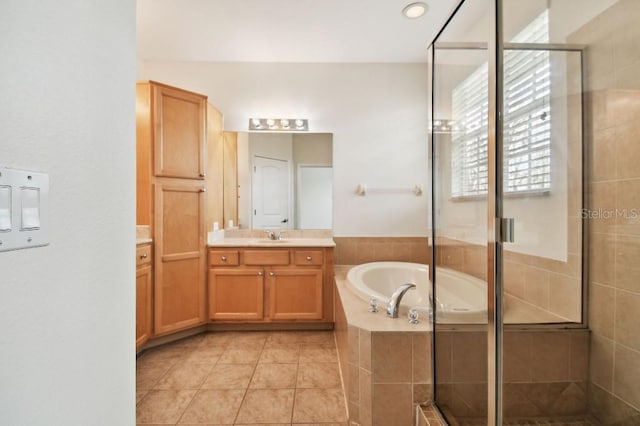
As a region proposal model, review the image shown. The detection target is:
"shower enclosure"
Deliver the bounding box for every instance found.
[428,0,640,425]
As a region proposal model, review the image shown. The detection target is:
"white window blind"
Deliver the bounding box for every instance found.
[451,10,551,198]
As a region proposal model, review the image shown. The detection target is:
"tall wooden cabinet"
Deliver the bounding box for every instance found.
[136,81,211,337]
[154,182,206,335]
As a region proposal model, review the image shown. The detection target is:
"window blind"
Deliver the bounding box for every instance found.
[451,10,550,198]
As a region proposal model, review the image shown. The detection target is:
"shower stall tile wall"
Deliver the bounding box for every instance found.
[569,0,640,421]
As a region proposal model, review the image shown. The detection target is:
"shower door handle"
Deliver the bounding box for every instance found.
[500,218,515,243]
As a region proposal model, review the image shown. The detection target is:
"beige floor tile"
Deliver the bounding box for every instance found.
[154,362,213,390]
[293,423,348,426]
[292,388,347,423]
[250,363,298,389]
[259,346,300,363]
[177,389,245,424]
[225,331,269,349]
[201,363,255,389]
[235,389,295,424]
[136,389,196,424]
[299,345,338,363]
[218,348,262,364]
[296,363,342,389]
[138,345,188,368]
[198,331,234,348]
[136,365,171,390]
[186,346,225,363]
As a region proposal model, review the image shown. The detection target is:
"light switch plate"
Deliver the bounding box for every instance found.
[0,166,49,252]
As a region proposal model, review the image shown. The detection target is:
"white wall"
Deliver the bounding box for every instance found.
[0,1,136,424]
[140,61,430,236]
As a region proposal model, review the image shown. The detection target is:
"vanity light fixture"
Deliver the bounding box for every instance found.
[249,118,309,131]
[403,2,428,19]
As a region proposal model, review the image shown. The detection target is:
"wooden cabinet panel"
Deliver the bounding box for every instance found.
[154,182,206,335]
[209,250,239,266]
[244,250,290,265]
[267,268,323,320]
[205,103,224,229]
[153,84,206,179]
[136,264,153,350]
[293,250,323,266]
[223,131,238,227]
[209,269,264,320]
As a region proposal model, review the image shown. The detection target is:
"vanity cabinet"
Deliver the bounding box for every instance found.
[207,247,333,324]
[136,243,153,350]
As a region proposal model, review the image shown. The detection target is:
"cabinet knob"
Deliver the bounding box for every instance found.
[257,271,263,276]
[306,256,312,261]
[200,172,206,177]
[140,253,148,259]
[269,272,275,276]
[221,256,227,261]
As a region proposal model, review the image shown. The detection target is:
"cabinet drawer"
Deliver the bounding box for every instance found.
[244,250,290,265]
[136,244,152,267]
[293,250,324,266]
[209,250,239,266]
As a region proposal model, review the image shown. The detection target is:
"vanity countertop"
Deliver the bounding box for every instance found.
[207,237,335,248]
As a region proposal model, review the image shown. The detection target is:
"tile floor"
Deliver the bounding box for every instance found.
[136,330,348,425]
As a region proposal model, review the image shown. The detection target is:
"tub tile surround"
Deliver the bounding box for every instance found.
[567,0,640,423]
[334,237,429,265]
[334,267,432,426]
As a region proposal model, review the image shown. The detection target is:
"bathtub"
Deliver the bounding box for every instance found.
[346,262,487,322]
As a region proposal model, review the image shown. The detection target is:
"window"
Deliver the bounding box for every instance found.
[451,10,551,198]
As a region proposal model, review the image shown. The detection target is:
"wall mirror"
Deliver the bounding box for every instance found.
[228,132,333,230]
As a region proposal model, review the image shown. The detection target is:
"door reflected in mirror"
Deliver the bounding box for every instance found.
[232,132,333,230]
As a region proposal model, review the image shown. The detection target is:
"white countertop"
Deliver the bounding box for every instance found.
[208,237,335,248]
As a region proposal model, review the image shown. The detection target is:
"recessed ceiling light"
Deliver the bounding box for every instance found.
[403,2,428,19]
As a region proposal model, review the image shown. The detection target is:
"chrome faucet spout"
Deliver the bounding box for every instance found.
[386,283,417,318]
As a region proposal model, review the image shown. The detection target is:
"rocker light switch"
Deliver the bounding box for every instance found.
[0,166,49,252]
[0,185,11,231]
[21,187,40,230]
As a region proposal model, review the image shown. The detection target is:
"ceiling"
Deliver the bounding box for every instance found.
[136,0,459,63]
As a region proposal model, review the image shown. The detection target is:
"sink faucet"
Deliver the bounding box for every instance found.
[264,230,284,240]
[386,283,417,318]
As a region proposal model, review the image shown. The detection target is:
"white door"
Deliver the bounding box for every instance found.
[252,156,291,229]
[298,166,332,229]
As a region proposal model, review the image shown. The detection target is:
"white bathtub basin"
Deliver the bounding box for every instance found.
[346,261,487,322]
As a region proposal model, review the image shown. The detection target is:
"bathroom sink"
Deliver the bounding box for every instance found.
[249,238,289,245]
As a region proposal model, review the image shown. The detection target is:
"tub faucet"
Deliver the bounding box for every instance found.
[386,283,416,318]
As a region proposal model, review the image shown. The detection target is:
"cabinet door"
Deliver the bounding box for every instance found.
[136,265,153,350]
[153,84,206,179]
[267,268,323,320]
[209,268,264,320]
[154,182,206,335]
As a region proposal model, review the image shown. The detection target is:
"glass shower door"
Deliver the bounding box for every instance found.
[430,0,493,424]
